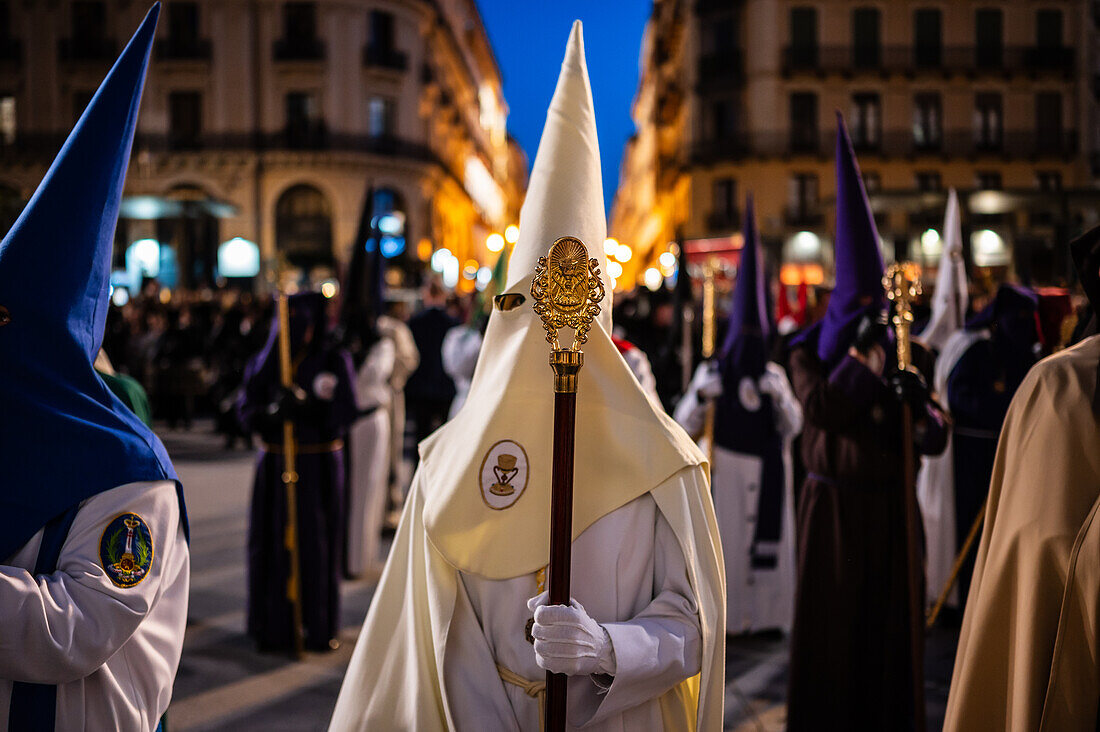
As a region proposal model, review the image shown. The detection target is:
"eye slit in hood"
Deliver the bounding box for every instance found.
[494,293,526,312]
[0,305,10,326]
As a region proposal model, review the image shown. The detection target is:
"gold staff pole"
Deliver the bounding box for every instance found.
[700,258,718,464]
[884,262,925,732]
[531,237,606,732]
[276,280,306,660]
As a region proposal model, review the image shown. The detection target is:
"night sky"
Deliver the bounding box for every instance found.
[476,1,651,216]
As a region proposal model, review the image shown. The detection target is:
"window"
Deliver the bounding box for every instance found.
[367,96,394,137]
[788,174,818,218]
[709,98,738,140]
[788,7,817,67]
[0,1,10,42]
[1035,92,1063,153]
[167,2,199,44]
[284,2,316,40]
[72,90,94,124]
[69,2,108,59]
[370,10,395,52]
[913,93,942,149]
[976,171,1002,190]
[915,171,941,192]
[276,184,333,266]
[169,91,202,150]
[1036,171,1062,191]
[850,93,881,149]
[712,178,737,223]
[286,92,323,148]
[975,9,1003,68]
[913,9,942,68]
[0,95,14,145]
[703,16,737,55]
[852,8,881,67]
[789,92,818,152]
[1036,10,1063,49]
[974,92,1002,150]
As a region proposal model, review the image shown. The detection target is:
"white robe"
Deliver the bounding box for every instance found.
[347,337,397,577]
[377,315,420,498]
[0,480,189,731]
[447,493,701,731]
[917,328,988,607]
[674,362,803,633]
[329,466,722,731]
[441,325,483,419]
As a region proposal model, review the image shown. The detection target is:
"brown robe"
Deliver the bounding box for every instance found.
[945,335,1100,731]
[786,345,947,731]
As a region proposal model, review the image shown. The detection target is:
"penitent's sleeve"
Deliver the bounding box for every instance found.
[572,505,702,727]
[0,481,182,684]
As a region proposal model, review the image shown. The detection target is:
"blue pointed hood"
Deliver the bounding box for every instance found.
[812,113,886,365]
[719,193,771,379]
[0,5,183,560]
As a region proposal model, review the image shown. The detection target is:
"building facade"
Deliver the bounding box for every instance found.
[0,0,526,291]
[612,0,1100,289]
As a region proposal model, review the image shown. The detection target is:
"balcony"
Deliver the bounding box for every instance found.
[363,45,408,71]
[706,209,741,233]
[691,138,749,163]
[273,37,325,62]
[781,44,1075,77]
[697,50,744,89]
[58,37,118,62]
[155,37,212,62]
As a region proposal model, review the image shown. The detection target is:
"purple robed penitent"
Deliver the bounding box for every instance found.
[239,293,357,652]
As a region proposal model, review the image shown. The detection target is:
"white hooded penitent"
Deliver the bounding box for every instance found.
[330,21,725,732]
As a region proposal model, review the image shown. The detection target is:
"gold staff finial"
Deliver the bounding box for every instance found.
[531,236,606,393]
[884,261,923,372]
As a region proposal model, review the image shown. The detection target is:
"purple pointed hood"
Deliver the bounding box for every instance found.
[815,113,886,364]
[719,193,772,378]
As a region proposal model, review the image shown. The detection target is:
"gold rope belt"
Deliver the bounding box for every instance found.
[260,439,344,455]
[496,663,546,731]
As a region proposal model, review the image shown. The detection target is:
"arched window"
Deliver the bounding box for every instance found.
[276,184,333,266]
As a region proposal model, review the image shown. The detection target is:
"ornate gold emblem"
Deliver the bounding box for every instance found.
[531,237,605,351]
[884,262,923,372]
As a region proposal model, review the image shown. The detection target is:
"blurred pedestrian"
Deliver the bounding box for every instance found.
[404,279,458,456]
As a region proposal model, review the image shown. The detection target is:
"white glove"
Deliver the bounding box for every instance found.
[312,371,338,401]
[691,361,723,400]
[756,369,785,398]
[527,592,616,677]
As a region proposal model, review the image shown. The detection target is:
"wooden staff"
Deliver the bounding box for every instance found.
[276,288,306,659]
[884,262,926,732]
[700,258,718,464]
[531,237,606,732]
[926,499,986,628]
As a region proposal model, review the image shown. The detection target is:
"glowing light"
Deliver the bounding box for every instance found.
[111,286,130,307]
[463,259,480,279]
[376,212,405,236]
[442,255,460,288]
[611,277,619,290]
[486,232,505,253]
[644,267,663,291]
[658,251,676,269]
[159,288,172,304]
[217,237,260,278]
[321,280,338,298]
[971,229,1008,267]
[615,244,633,263]
[780,262,826,286]
[464,156,505,222]
[431,247,454,273]
[607,261,624,279]
[380,235,405,258]
[604,237,619,257]
[417,238,433,261]
[127,238,161,278]
[790,231,821,258]
[920,228,943,259]
[476,266,493,290]
[505,224,520,244]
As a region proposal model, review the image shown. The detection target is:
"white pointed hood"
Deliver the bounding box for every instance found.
[920,188,969,351]
[419,21,704,580]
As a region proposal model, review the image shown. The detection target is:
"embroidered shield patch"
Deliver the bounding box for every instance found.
[479,439,529,510]
[99,512,153,588]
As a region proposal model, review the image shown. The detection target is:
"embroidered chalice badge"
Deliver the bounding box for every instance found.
[490,454,520,496]
[479,439,530,510]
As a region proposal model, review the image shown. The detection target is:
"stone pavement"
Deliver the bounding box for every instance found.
[162,423,960,731]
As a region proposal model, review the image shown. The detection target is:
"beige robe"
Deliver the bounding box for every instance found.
[944,335,1100,731]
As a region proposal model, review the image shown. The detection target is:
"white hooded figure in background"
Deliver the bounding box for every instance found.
[329,22,725,732]
[915,188,970,607]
